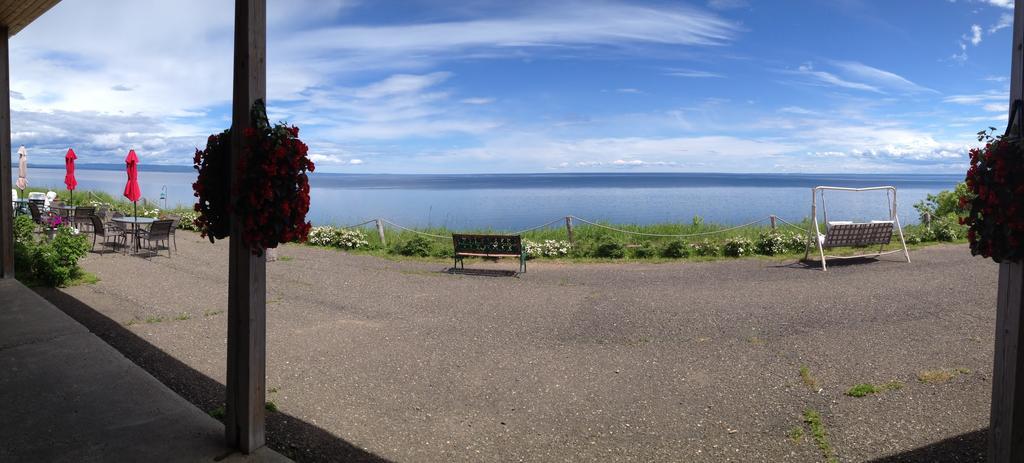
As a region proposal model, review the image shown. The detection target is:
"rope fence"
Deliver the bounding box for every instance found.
[333,214,822,242]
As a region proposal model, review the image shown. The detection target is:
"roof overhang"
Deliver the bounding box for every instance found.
[0,0,60,37]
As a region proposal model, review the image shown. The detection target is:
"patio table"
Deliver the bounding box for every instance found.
[112,216,156,254]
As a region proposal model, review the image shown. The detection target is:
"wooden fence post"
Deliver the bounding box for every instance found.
[565,216,574,246]
[990,2,1024,461]
[225,0,267,453]
[376,219,387,246]
[770,215,777,230]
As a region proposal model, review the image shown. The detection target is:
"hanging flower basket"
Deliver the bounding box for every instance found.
[962,127,1024,263]
[193,99,315,255]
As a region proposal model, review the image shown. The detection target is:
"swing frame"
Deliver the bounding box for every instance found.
[803,185,911,271]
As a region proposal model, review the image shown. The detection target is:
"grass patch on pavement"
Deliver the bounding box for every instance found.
[917,368,971,383]
[803,409,838,463]
[145,316,163,324]
[203,309,223,317]
[209,406,225,420]
[265,401,279,413]
[788,426,804,442]
[845,381,903,398]
[174,312,191,321]
[800,366,818,390]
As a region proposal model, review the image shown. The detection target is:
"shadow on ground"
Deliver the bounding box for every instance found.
[869,428,986,463]
[446,267,519,277]
[34,288,391,463]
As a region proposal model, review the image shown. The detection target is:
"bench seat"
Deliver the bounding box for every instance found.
[452,233,526,273]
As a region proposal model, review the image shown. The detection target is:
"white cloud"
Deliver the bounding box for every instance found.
[791,63,882,93]
[665,69,725,78]
[354,72,451,99]
[460,97,495,105]
[967,24,983,45]
[616,88,643,94]
[982,0,1013,9]
[990,13,1013,33]
[830,61,936,93]
[943,91,1006,105]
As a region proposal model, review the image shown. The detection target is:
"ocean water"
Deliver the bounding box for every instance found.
[11,168,962,230]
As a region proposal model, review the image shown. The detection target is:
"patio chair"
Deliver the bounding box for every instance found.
[89,215,125,254]
[137,219,174,257]
[164,214,181,252]
[27,202,55,230]
[73,206,96,233]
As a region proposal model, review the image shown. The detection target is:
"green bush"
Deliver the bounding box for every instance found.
[914,182,969,222]
[590,237,626,258]
[723,237,755,257]
[689,240,719,256]
[756,232,787,256]
[629,242,657,258]
[932,215,962,242]
[24,226,90,287]
[904,233,922,245]
[14,215,34,243]
[660,240,689,258]
[394,235,435,257]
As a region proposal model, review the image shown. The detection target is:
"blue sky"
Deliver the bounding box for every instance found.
[6,0,1018,173]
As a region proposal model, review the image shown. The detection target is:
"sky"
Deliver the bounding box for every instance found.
[6,0,1019,174]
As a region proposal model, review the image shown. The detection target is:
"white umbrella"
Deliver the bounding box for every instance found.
[15,146,27,198]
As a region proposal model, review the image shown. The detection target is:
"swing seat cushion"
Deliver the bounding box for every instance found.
[821,221,893,248]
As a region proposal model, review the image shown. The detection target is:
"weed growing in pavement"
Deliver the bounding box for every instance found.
[845,381,902,398]
[145,316,163,324]
[800,366,818,390]
[174,312,191,321]
[203,309,223,317]
[788,426,804,442]
[803,409,838,463]
[265,401,279,413]
[917,368,971,383]
[209,406,225,420]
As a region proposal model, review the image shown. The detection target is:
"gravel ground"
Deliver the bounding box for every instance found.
[43,232,998,462]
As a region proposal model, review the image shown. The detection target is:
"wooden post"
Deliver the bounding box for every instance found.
[225,0,266,453]
[770,215,776,231]
[990,2,1024,461]
[0,28,12,279]
[376,219,386,246]
[565,216,574,246]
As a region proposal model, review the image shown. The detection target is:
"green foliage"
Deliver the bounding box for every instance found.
[803,409,838,463]
[14,215,34,243]
[913,182,969,222]
[932,215,961,242]
[629,242,657,258]
[846,381,903,397]
[590,237,626,258]
[689,239,719,257]
[660,240,689,258]
[756,231,788,256]
[395,235,435,257]
[691,215,704,227]
[18,226,91,287]
[722,237,755,257]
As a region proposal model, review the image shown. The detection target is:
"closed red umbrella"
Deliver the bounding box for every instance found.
[124,149,141,216]
[64,148,77,205]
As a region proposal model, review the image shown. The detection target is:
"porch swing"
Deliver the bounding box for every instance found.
[803,186,911,271]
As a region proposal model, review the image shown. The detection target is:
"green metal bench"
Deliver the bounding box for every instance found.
[452,233,526,273]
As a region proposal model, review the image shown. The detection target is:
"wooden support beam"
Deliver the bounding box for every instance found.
[989,2,1024,461]
[0,27,12,279]
[225,0,266,453]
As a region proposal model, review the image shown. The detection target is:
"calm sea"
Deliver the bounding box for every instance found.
[11,167,962,230]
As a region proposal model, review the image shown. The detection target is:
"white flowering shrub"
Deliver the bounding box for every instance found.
[308,226,369,249]
[176,211,200,231]
[722,236,755,257]
[523,239,571,258]
[689,240,719,256]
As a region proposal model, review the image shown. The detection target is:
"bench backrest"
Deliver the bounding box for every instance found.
[452,234,522,255]
[822,221,893,248]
